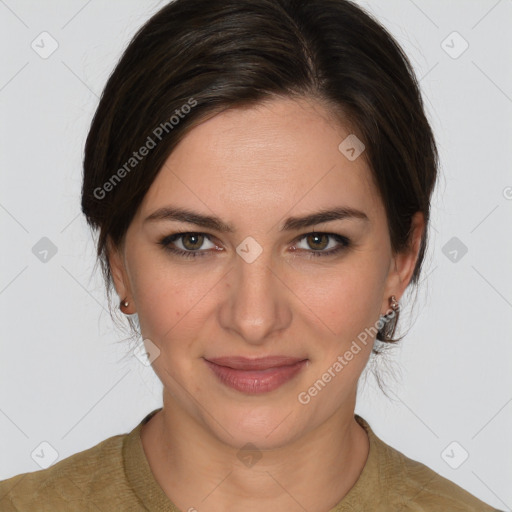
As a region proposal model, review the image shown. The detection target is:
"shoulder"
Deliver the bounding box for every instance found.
[363,419,501,511]
[0,431,132,512]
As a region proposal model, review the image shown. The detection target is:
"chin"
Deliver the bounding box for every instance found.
[204,402,306,451]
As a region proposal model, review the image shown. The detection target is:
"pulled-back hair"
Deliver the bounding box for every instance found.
[81,0,438,345]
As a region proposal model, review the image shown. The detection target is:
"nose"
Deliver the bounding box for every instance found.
[218,251,292,345]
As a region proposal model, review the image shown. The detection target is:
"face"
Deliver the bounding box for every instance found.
[110,97,422,449]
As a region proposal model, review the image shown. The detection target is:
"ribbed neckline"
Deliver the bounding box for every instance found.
[123,408,382,511]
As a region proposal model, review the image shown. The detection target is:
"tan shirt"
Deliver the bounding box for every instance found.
[0,409,500,511]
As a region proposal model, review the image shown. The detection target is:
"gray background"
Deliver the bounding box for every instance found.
[0,0,511,509]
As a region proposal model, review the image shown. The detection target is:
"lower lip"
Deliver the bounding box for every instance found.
[204,359,308,394]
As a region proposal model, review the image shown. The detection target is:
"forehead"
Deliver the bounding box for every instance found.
[138,97,382,224]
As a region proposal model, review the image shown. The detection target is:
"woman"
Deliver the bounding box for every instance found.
[0,0,502,510]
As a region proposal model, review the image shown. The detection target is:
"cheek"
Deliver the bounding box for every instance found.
[128,250,180,335]
[129,251,220,347]
[296,256,386,340]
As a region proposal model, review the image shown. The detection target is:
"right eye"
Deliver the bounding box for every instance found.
[158,232,222,259]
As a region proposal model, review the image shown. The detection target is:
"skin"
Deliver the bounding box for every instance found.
[109,96,424,512]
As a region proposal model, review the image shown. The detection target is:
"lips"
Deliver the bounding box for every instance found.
[206,355,306,371]
[203,356,308,394]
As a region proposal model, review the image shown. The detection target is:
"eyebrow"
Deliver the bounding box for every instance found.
[144,205,369,232]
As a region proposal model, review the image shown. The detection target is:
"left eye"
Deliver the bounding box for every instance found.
[292,233,350,257]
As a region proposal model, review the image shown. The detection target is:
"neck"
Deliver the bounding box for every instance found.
[141,392,369,512]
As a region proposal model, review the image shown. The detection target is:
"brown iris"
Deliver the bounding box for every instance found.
[306,233,329,251]
[181,233,205,250]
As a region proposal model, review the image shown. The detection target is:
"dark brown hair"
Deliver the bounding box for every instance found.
[81,0,438,346]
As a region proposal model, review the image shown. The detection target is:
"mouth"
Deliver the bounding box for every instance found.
[203,356,308,394]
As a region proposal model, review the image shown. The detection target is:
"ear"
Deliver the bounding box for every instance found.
[107,236,134,314]
[381,212,425,313]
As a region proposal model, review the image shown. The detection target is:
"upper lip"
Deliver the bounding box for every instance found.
[205,356,307,371]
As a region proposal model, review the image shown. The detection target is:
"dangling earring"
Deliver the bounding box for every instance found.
[389,295,399,314]
[381,295,400,341]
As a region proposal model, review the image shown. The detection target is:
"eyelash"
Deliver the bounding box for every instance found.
[158,231,351,259]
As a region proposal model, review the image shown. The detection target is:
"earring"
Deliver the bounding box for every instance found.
[389,295,399,314]
[120,298,129,312]
[381,295,399,318]
[380,295,400,341]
